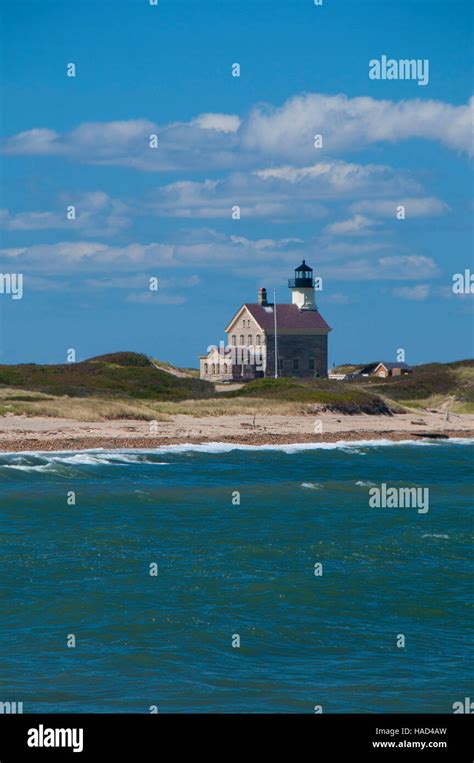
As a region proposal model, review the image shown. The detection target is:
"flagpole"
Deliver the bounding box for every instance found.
[273,289,278,378]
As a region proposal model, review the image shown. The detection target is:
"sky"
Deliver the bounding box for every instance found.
[0,0,473,368]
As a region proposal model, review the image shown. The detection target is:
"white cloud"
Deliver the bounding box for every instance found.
[4,93,472,171]
[255,160,418,195]
[144,159,419,221]
[351,197,449,218]
[3,128,61,155]
[393,284,431,300]
[324,214,376,236]
[193,113,241,133]
[0,229,440,288]
[241,93,474,159]
[0,192,130,236]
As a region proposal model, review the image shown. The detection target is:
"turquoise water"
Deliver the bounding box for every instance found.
[0,440,472,713]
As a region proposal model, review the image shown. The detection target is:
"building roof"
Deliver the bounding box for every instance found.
[243,303,330,332]
[375,362,412,371]
[296,259,313,273]
[359,361,412,374]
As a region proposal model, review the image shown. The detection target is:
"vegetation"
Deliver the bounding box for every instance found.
[366,361,474,408]
[0,352,214,402]
[230,377,396,415]
[0,352,471,419]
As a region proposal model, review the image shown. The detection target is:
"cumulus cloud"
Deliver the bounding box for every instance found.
[241,93,474,159]
[0,226,440,290]
[324,214,376,236]
[193,113,241,133]
[3,94,472,171]
[3,128,62,155]
[144,159,422,221]
[3,115,240,172]
[0,192,130,236]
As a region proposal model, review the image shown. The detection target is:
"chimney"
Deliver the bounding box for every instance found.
[258,287,268,306]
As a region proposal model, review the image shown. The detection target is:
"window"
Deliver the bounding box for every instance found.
[293,359,299,371]
[309,359,315,370]
[248,334,252,346]
[204,363,208,374]
[231,335,236,346]
[223,363,227,373]
[211,363,216,374]
[240,335,244,345]
[256,335,261,345]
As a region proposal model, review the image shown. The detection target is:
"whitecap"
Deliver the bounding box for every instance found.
[1,437,473,458]
[3,463,53,472]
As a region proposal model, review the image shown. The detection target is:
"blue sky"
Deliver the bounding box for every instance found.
[0,0,472,367]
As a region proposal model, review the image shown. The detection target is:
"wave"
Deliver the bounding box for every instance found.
[3,463,54,473]
[0,450,171,473]
[55,452,169,466]
[0,437,472,462]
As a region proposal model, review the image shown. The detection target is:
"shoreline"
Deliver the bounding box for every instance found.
[1,412,473,453]
[1,430,473,454]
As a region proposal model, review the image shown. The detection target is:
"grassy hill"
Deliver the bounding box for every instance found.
[230,377,396,415]
[0,353,471,419]
[0,352,214,402]
[364,360,474,410]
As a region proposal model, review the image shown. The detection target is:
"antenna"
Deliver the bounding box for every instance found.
[273,289,278,378]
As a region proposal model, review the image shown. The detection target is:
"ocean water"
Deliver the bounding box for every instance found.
[0,439,472,714]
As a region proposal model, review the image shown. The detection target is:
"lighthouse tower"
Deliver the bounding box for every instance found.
[288,260,317,310]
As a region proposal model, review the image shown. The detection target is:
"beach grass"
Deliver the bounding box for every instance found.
[0,353,472,420]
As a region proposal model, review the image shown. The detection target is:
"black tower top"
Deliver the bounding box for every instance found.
[288,260,315,289]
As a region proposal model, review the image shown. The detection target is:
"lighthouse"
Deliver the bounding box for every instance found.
[200,260,331,381]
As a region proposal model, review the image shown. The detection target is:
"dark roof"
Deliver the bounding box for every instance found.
[244,303,330,332]
[359,361,412,373]
[377,362,412,370]
[296,259,313,273]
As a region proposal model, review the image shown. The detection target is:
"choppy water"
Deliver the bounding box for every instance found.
[0,439,472,713]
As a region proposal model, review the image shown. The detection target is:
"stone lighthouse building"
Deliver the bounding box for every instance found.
[199,261,331,381]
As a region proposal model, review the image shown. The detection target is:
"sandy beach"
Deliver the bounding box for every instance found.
[0,411,473,452]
